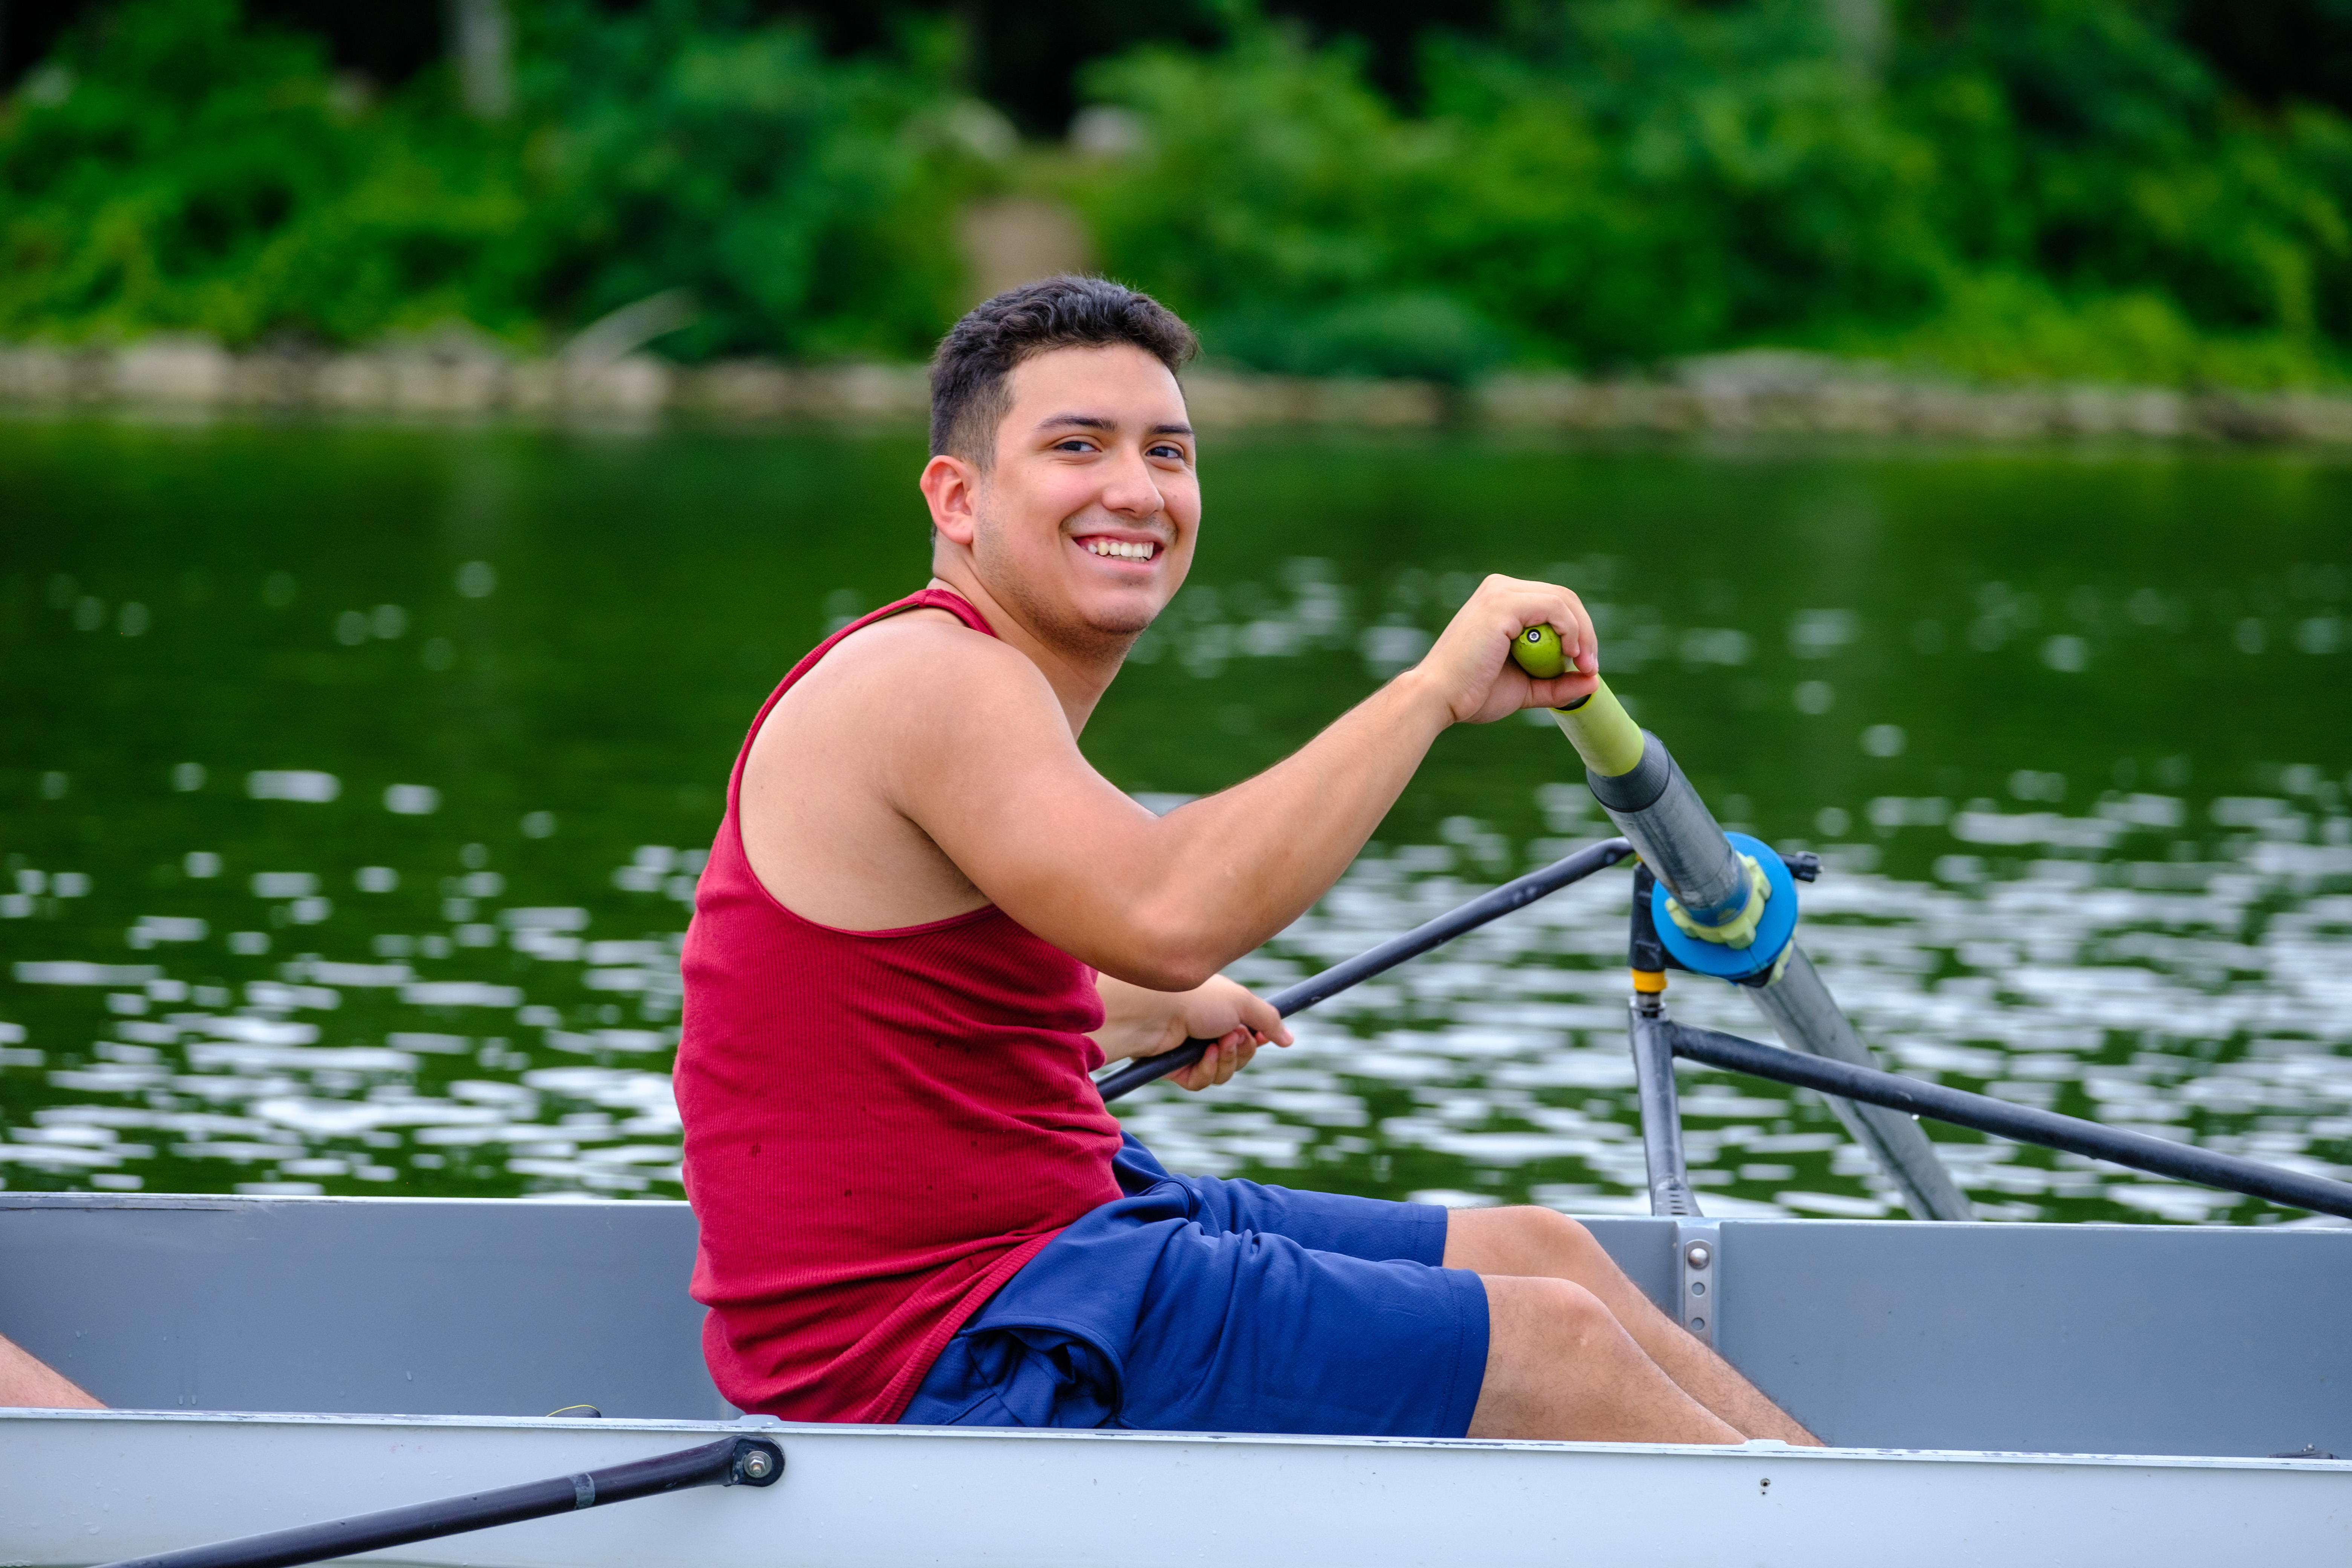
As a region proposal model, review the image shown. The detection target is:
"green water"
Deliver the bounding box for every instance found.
[4,417,2350,1223]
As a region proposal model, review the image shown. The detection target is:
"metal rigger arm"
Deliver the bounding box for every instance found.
[1505,631,2352,1260]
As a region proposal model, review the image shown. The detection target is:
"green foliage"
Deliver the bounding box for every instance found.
[1077,31,1514,381]
[1210,293,1514,382]
[519,0,976,360]
[0,0,975,356]
[7,0,2352,384]
[1431,0,1951,361]
[1894,0,2352,351]
[1077,0,2352,382]
[1078,4,1951,374]
[0,0,531,345]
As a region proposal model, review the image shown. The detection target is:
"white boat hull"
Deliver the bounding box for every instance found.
[5,1408,2348,1568]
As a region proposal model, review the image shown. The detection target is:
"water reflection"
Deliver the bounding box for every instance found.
[4,792,2349,1223]
[3,421,2349,1224]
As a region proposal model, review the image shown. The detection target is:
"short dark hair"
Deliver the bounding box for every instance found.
[928,276,1198,465]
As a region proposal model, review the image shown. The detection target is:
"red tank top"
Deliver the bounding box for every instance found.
[675,588,1124,1423]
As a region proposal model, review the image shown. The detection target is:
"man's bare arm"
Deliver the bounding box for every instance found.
[0,1331,101,1408]
[880,576,1597,990]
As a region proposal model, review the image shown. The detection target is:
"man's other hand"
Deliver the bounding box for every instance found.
[1093,973,1291,1092]
[1407,574,1600,726]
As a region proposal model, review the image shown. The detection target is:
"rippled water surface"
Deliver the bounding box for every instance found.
[5,418,2350,1225]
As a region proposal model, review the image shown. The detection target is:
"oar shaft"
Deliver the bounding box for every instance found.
[1741,948,1975,1222]
[97,1436,783,1568]
[1666,1022,2352,1221]
[1096,839,1633,1102]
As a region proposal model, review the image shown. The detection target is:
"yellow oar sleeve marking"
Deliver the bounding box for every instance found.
[1513,623,1646,776]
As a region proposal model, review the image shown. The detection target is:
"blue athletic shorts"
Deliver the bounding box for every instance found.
[899,1134,1490,1437]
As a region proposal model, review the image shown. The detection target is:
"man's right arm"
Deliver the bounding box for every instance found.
[879,575,1598,991]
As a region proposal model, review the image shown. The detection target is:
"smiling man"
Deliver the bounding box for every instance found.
[677,275,1817,1445]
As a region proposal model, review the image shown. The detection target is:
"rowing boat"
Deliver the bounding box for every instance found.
[1,1188,2345,1565]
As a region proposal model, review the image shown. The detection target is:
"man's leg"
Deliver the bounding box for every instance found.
[1470,1275,1740,1442]
[1446,1206,1819,1444]
[1126,1165,1800,1444]
[0,1331,100,1409]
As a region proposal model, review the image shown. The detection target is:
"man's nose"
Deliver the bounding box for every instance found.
[1099,445,1164,520]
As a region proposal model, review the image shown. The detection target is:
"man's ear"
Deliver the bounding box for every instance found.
[920,453,983,547]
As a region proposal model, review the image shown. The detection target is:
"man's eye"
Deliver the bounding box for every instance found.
[1148,444,1187,460]
[1054,439,1096,453]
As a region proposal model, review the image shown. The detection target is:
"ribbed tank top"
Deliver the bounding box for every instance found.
[675,588,1124,1423]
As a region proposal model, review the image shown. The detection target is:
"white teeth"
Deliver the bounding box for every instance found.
[1084,539,1155,560]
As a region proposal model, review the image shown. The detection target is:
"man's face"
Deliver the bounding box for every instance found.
[966,343,1199,654]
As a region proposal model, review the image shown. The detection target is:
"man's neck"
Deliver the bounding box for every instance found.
[926,569,1124,736]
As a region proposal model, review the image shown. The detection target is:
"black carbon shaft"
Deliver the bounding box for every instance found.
[1097,839,1633,1102]
[98,1435,782,1568]
[1667,1022,2352,1221]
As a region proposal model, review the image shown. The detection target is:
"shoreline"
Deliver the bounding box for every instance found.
[6,337,2352,444]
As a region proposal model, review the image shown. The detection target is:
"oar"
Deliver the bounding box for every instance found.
[1097,837,1633,1101]
[96,1434,784,1568]
[1666,1019,2352,1221]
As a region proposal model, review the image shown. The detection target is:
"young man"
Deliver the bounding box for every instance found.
[677,276,1817,1445]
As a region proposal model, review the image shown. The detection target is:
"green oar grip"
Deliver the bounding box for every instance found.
[1511,624,1646,778]
[1548,682,1645,778]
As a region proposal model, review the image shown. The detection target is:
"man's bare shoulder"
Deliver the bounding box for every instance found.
[772,606,1062,738]
[740,608,1058,927]
[831,605,1004,663]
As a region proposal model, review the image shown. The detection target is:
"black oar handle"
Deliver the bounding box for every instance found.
[1096,838,1633,1102]
[1666,1021,2352,1221]
[98,1434,784,1568]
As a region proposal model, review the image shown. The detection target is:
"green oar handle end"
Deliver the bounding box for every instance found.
[1510,625,1645,778]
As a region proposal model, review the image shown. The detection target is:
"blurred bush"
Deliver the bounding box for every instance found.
[1876,0,2352,382]
[5,0,2352,384]
[0,0,530,346]
[0,0,973,357]
[1080,0,2352,383]
[520,0,977,361]
[1077,30,1513,382]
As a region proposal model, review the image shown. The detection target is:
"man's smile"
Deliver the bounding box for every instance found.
[1074,532,1164,563]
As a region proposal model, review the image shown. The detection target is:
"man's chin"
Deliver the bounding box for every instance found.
[1082,603,1158,640]
[1051,606,1154,659]
[969,537,1166,655]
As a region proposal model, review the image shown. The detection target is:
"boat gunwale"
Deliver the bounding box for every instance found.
[5,1190,2349,1237]
[8,1406,2347,1473]
[0,1192,691,1213]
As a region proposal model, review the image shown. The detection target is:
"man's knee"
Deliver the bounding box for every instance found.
[1449,1204,1610,1277]
[1486,1274,1622,1358]
[1525,1206,1606,1263]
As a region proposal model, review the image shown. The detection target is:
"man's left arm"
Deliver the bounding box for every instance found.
[1092,974,1290,1092]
